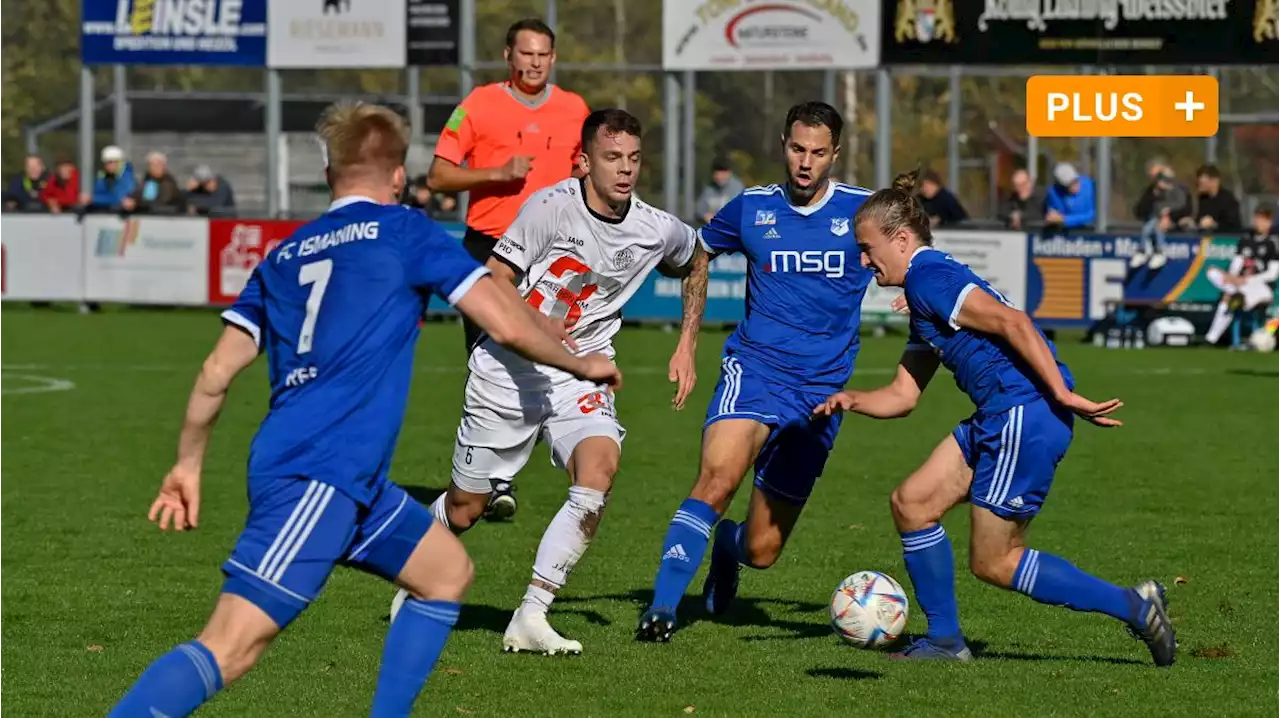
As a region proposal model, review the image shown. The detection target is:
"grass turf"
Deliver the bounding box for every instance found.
[2,307,1276,716]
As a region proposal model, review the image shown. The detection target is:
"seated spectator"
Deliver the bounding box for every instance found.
[697,158,745,225]
[81,145,136,213]
[185,165,236,216]
[1043,162,1096,232]
[123,151,184,215]
[1180,164,1242,234]
[1132,168,1189,269]
[916,170,967,227]
[1205,205,1278,348]
[999,167,1045,231]
[433,192,458,220]
[40,159,80,213]
[4,155,49,212]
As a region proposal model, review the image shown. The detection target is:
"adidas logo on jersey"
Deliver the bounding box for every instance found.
[663,544,690,562]
[763,228,782,240]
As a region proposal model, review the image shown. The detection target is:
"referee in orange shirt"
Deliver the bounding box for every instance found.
[429,17,590,355]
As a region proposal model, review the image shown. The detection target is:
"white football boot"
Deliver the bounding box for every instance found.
[501,609,582,655]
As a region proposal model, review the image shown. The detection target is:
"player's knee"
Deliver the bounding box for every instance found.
[444,488,487,532]
[408,551,474,603]
[691,464,743,512]
[889,485,932,531]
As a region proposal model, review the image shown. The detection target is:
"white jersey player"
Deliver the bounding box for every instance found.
[391,109,709,654]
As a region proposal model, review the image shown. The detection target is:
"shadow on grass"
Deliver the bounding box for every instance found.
[968,639,1145,666]
[556,588,831,641]
[1225,368,1278,378]
[806,667,883,681]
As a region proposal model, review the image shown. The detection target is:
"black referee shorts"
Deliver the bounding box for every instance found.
[461,226,500,355]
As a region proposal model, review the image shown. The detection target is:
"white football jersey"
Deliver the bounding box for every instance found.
[470,177,696,387]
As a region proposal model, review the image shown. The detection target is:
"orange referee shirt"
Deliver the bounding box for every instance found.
[434,82,590,238]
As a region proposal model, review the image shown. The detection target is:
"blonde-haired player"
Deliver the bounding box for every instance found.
[107,102,620,717]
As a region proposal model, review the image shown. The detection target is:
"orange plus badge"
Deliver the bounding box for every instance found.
[1026,75,1219,138]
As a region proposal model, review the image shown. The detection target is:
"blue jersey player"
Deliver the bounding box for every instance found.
[813,170,1176,666]
[107,103,621,718]
[637,102,873,642]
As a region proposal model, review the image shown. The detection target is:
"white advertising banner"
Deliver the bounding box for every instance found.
[933,229,1029,311]
[663,0,880,70]
[268,0,407,68]
[0,216,85,301]
[83,217,210,305]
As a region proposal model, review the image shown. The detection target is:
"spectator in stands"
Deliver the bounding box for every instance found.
[1180,164,1242,233]
[4,155,49,212]
[916,169,968,227]
[184,164,236,216]
[81,145,136,213]
[1131,168,1189,270]
[999,167,1045,231]
[1043,162,1096,233]
[40,159,80,213]
[696,158,745,225]
[1204,205,1278,348]
[122,151,184,215]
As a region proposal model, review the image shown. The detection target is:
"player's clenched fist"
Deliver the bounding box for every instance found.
[148,464,202,531]
[493,155,534,182]
[812,391,860,417]
[576,353,622,390]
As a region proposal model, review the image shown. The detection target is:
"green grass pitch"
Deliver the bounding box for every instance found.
[2,307,1276,716]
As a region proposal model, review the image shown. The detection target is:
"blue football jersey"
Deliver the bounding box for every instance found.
[903,247,1074,414]
[222,197,488,504]
[698,181,874,390]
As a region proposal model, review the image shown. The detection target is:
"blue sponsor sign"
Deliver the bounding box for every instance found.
[425,223,750,324]
[1025,232,1237,328]
[81,0,267,66]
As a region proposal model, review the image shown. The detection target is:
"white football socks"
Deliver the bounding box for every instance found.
[429,493,450,529]
[525,485,609,611]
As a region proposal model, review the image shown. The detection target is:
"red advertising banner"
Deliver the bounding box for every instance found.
[208,219,304,305]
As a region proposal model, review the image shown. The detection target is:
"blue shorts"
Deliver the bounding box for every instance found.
[954,398,1074,519]
[704,355,842,505]
[222,477,431,628]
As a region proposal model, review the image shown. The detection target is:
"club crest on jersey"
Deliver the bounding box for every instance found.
[754,210,776,226]
[830,218,850,236]
[614,247,635,269]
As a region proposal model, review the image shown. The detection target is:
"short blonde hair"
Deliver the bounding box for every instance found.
[315,101,410,184]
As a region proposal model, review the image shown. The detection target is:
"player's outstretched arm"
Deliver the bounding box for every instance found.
[668,247,709,410]
[151,325,259,531]
[813,348,939,420]
[456,275,621,388]
[953,289,1123,427]
[484,257,577,350]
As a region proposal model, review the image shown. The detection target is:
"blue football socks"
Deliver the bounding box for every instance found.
[371,598,461,718]
[901,525,964,644]
[651,498,720,611]
[1013,549,1137,623]
[107,640,223,718]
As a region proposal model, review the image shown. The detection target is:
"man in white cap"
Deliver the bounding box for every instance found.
[80,145,137,213]
[1043,161,1096,232]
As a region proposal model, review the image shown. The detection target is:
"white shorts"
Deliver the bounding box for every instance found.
[450,371,626,494]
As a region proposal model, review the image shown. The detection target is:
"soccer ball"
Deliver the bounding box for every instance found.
[1248,327,1277,353]
[829,571,909,648]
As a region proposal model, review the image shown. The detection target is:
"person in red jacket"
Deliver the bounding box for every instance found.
[40,160,80,213]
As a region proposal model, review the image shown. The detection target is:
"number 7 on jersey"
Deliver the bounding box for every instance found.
[297,259,333,354]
